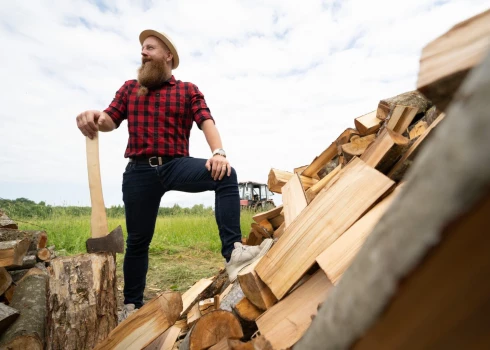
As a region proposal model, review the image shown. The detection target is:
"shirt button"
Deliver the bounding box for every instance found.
[156,93,160,97]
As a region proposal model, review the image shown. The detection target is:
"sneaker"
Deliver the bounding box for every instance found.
[225,238,274,282]
[118,303,137,324]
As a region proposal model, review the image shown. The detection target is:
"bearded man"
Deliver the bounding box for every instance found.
[76,29,272,323]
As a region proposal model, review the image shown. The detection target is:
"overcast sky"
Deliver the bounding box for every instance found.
[0,0,488,208]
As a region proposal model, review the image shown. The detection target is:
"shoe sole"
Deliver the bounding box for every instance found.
[228,239,274,283]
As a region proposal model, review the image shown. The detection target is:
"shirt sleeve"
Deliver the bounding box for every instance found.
[189,83,214,129]
[103,81,130,128]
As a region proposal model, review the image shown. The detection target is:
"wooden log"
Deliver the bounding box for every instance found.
[198,298,216,315]
[180,310,243,350]
[245,228,263,246]
[36,247,51,262]
[197,269,231,302]
[0,212,17,229]
[341,134,376,162]
[256,271,333,350]
[268,214,284,230]
[408,120,428,140]
[252,206,283,225]
[233,297,262,322]
[16,267,46,285]
[0,274,48,350]
[237,257,277,311]
[317,154,341,179]
[94,291,182,350]
[143,322,183,350]
[360,128,411,174]
[0,267,12,295]
[215,282,234,309]
[295,45,490,350]
[219,281,244,313]
[0,239,30,267]
[3,285,15,304]
[181,277,214,316]
[305,164,341,204]
[417,9,490,111]
[385,105,419,135]
[267,169,317,194]
[354,111,382,136]
[256,157,394,300]
[281,173,307,228]
[5,254,37,271]
[273,222,285,239]
[47,253,118,350]
[293,165,308,174]
[376,90,431,121]
[0,303,19,334]
[187,302,202,327]
[388,113,445,182]
[250,223,272,239]
[316,185,402,284]
[420,105,440,126]
[0,228,48,250]
[257,219,273,235]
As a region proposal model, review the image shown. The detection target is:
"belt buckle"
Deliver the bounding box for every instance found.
[148,156,162,167]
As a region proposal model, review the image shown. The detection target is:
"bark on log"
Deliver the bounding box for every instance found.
[0,229,48,251]
[376,90,431,121]
[180,310,243,350]
[295,46,490,350]
[0,274,48,350]
[0,302,19,334]
[46,253,118,350]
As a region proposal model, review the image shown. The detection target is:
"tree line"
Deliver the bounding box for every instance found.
[0,197,214,219]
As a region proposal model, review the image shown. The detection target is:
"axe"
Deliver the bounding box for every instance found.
[85,132,124,254]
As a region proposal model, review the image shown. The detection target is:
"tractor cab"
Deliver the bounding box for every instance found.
[238,181,275,210]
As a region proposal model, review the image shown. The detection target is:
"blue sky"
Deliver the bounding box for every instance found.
[0,0,488,208]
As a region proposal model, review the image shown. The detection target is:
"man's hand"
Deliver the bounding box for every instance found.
[206,155,231,180]
[76,110,115,139]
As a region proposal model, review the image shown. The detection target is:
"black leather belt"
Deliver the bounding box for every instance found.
[129,156,180,167]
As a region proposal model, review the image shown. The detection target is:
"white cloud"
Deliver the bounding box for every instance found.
[0,0,488,208]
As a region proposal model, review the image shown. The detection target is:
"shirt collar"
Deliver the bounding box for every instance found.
[167,75,176,86]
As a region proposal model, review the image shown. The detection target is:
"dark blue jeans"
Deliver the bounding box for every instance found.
[122,157,242,307]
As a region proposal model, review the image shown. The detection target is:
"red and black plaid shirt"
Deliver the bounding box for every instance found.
[104,76,214,158]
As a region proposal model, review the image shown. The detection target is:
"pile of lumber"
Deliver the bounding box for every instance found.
[0,210,56,349]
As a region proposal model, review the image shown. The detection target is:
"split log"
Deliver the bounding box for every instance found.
[0,302,19,334]
[388,113,445,182]
[245,228,263,246]
[293,165,308,174]
[3,286,15,304]
[197,269,231,302]
[419,105,440,126]
[250,223,272,239]
[94,291,182,350]
[268,214,283,230]
[219,281,244,313]
[376,90,431,121]
[317,154,341,179]
[0,274,48,350]
[215,282,234,309]
[143,322,183,350]
[305,164,341,204]
[256,271,333,350]
[16,266,47,285]
[0,267,12,295]
[272,222,285,239]
[256,157,394,300]
[5,254,37,271]
[257,219,273,235]
[295,41,490,350]
[180,310,243,350]
[237,257,277,311]
[316,185,402,284]
[354,111,382,136]
[187,302,202,327]
[0,228,48,250]
[385,105,419,135]
[252,206,283,225]
[360,128,411,174]
[46,253,118,350]
[0,212,17,229]
[417,9,490,111]
[267,169,317,194]
[341,134,376,162]
[233,297,262,322]
[281,173,307,228]
[408,120,428,140]
[36,247,51,262]
[0,239,30,267]
[198,298,216,315]
[181,277,214,316]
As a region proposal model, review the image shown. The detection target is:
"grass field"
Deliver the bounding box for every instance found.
[16,210,257,302]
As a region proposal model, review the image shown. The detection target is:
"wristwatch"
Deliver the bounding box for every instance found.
[212,148,226,157]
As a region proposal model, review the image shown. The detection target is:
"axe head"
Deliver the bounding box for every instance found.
[86,225,125,254]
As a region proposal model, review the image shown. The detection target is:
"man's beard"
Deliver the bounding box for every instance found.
[137,58,170,95]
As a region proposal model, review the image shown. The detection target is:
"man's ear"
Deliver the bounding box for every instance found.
[166,51,173,64]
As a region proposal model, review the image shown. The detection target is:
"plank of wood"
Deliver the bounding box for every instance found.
[267,169,317,194]
[388,113,445,182]
[94,291,182,350]
[316,185,403,284]
[305,164,342,204]
[256,271,333,350]
[354,111,382,136]
[237,257,277,311]
[408,120,428,140]
[385,105,419,134]
[256,157,394,299]
[181,277,214,316]
[282,173,308,228]
[417,9,490,111]
[360,128,410,174]
[376,91,431,121]
[0,239,30,267]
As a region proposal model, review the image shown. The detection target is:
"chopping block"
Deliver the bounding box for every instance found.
[85,132,124,254]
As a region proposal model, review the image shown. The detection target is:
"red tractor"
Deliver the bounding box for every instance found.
[238,181,275,211]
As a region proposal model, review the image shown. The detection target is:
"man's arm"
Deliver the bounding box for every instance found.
[201,119,231,180]
[76,110,116,139]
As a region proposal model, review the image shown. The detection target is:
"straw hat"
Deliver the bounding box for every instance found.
[139,29,180,69]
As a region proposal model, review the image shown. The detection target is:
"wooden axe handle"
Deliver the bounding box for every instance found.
[86,133,108,238]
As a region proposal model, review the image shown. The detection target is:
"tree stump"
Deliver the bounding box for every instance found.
[46,253,117,350]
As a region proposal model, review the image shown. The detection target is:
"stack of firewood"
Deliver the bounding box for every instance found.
[0,210,56,349]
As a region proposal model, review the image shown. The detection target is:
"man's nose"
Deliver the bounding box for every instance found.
[141,48,149,56]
